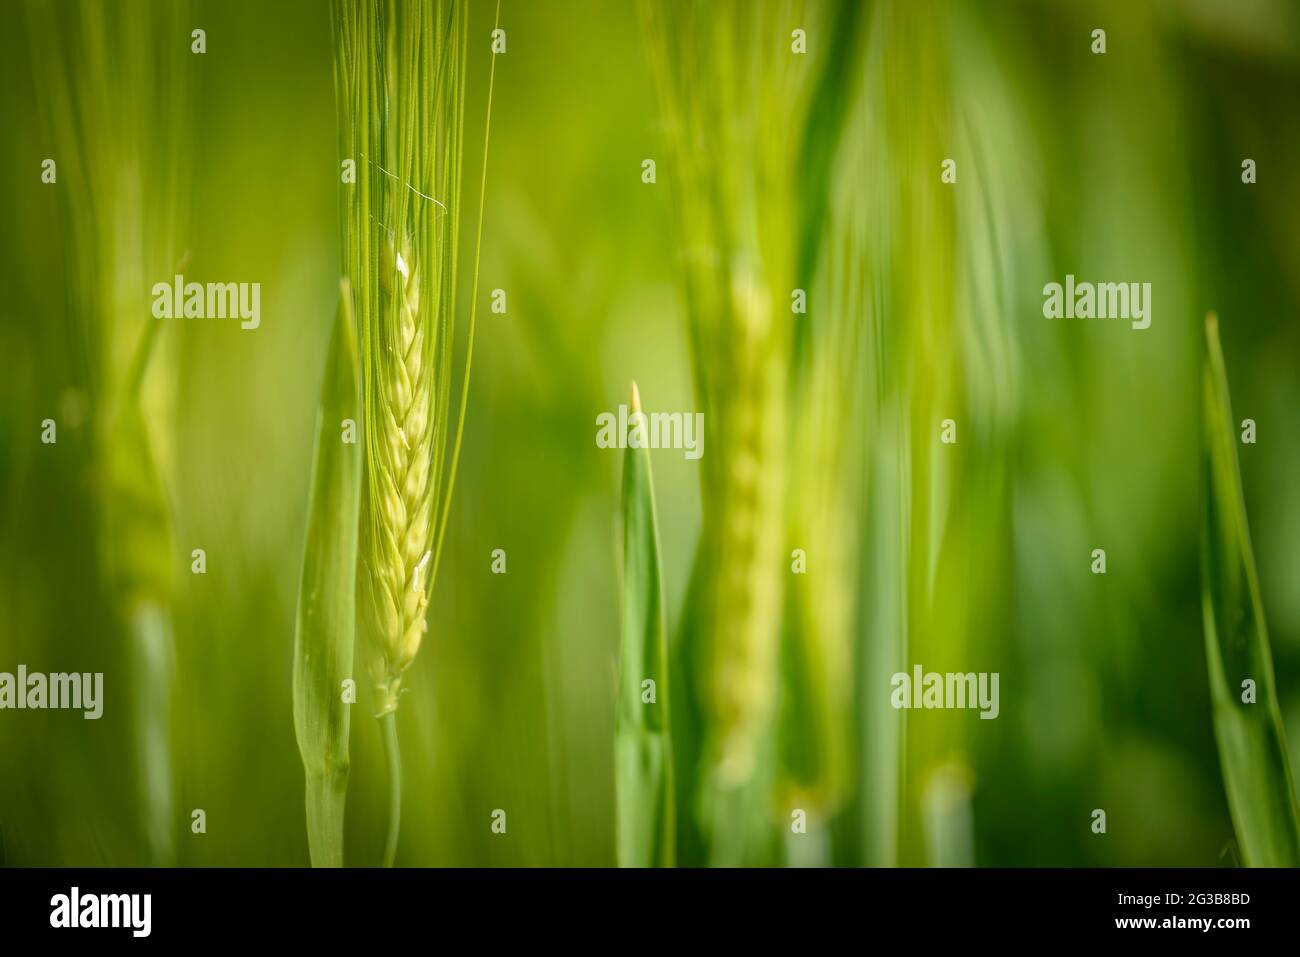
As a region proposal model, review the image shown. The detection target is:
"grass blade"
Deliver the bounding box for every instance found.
[293,282,362,867]
[616,382,675,867]
[1201,312,1300,866]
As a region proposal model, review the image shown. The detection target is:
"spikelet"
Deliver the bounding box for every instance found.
[366,243,436,716]
[706,275,787,783]
[643,0,814,785]
[333,0,472,716]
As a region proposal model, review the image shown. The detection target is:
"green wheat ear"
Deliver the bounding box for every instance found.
[292,281,362,868]
[616,382,675,867]
[333,0,499,867]
[1201,311,1300,866]
[25,0,191,867]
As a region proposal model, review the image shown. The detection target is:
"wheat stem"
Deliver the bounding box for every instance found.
[380,710,402,867]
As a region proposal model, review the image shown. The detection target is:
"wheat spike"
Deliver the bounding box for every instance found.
[366,243,436,716]
[334,0,493,722]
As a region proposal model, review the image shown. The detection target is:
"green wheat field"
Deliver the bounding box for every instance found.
[2,0,1300,868]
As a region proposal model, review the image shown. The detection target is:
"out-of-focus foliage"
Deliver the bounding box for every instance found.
[1,0,1299,866]
[1202,314,1300,866]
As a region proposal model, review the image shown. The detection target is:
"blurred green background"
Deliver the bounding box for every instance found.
[1,0,1299,867]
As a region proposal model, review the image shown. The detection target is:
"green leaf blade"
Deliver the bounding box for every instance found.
[1201,313,1300,867]
[616,382,675,867]
[293,282,362,868]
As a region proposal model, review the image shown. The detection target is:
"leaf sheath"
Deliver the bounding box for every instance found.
[293,283,362,867]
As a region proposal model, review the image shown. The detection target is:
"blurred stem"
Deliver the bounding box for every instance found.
[380,710,401,867]
[130,601,176,866]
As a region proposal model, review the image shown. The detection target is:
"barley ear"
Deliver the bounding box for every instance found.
[293,280,362,867]
[1201,311,1300,866]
